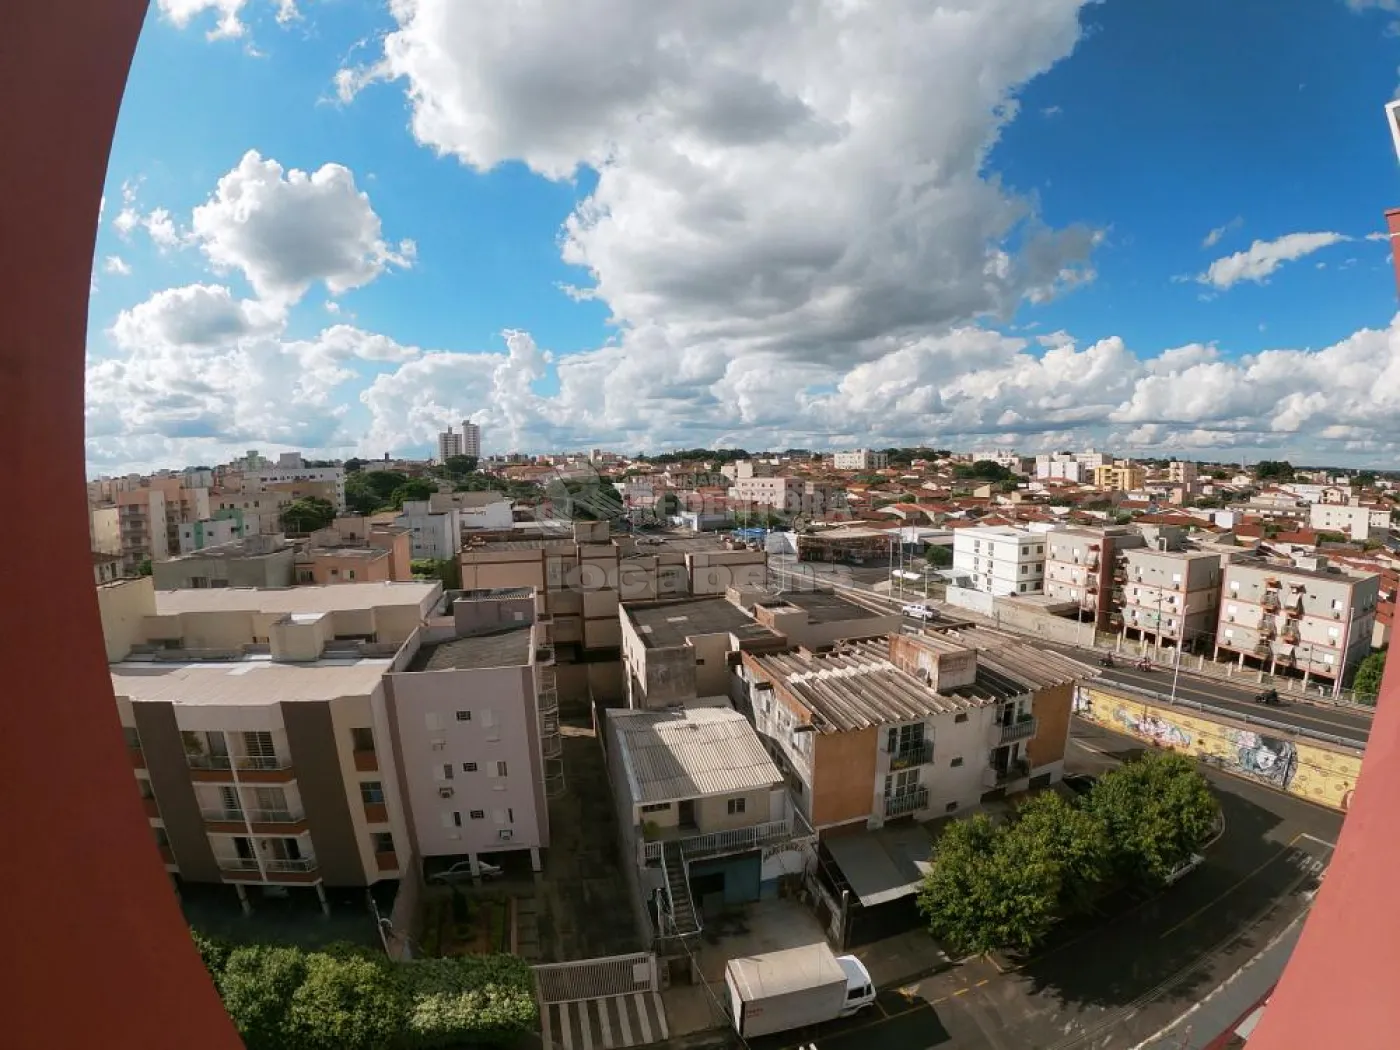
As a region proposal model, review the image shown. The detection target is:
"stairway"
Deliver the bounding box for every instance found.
[662,841,700,937]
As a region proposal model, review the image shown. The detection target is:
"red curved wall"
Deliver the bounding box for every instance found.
[0,2,243,1046]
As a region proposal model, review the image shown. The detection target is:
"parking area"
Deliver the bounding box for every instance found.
[733,721,1340,1050]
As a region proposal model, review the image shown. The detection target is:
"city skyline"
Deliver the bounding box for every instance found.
[86,1,1400,475]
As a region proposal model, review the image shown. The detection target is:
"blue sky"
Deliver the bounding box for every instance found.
[86,0,1400,473]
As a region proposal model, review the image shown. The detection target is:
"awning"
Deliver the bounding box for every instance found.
[823,825,935,907]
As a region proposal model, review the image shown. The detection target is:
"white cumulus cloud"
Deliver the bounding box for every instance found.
[1199,231,1349,290]
[102,256,132,276]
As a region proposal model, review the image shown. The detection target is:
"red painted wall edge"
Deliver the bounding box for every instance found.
[0,2,243,1046]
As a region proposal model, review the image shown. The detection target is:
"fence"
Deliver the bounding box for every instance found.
[532,952,658,1004]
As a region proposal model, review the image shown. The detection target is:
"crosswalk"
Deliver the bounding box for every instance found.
[540,991,669,1050]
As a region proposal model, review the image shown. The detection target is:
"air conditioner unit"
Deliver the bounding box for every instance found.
[498,829,514,842]
[438,786,454,799]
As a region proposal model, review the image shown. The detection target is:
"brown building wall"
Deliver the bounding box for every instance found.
[811,727,878,827]
[131,703,222,883]
[281,701,366,886]
[1026,680,1073,769]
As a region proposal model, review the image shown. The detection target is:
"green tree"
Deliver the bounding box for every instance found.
[916,814,1061,957]
[218,945,308,1050]
[280,497,337,534]
[346,470,408,514]
[925,544,953,568]
[1354,471,1377,489]
[952,460,1013,483]
[1012,791,1111,915]
[391,478,439,509]
[400,956,538,1049]
[192,930,233,980]
[1254,460,1294,481]
[412,558,462,590]
[343,457,365,474]
[442,454,479,478]
[1085,752,1218,886]
[284,953,405,1050]
[1353,649,1387,704]
[137,558,153,576]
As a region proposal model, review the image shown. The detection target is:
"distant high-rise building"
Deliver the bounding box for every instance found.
[461,420,481,458]
[438,426,463,464]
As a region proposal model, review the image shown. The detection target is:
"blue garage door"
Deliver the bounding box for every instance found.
[689,851,761,907]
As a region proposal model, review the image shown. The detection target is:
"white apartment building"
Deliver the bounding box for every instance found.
[178,517,242,555]
[246,465,346,511]
[1035,449,1109,482]
[1310,501,1391,542]
[953,526,1046,596]
[833,449,890,471]
[461,421,482,459]
[729,475,805,511]
[396,500,462,561]
[1214,558,1380,690]
[1168,461,1199,485]
[1117,548,1222,649]
[437,426,464,464]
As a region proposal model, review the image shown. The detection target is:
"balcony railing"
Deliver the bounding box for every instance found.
[235,755,291,772]
[883,787,929,818]
[888,741,934,770]
[988,760,1031,786]
[353,749,379,772]
[187,754,233,770]
[997,717,1038,745]
[640,814,810,865]
[264,858,318,873]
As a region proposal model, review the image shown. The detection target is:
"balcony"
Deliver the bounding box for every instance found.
[996,716,1039,745]
[888,740,934,770]
[186,754,234,781]
[363,802,389,824]
[1261,593,1280,612]
[141,797,161,820]
[985,759,1031,787]
[640,813,813,865]
[883,787,929,818]
[129,746,146,770]
[219,857,320,883]
[375,850,398,872]
[158,845,176,866]
[353,749,379,772]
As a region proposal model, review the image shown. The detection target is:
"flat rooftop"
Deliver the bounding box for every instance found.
[112,656,392,706]
[463,537,577,554]
[767,589,884,624]
[458,587,535,600]
[610,706,780,805]
[154,581,440,616]
[626,597,776,648]
[1230,561,1378,584]
[407,626,533,671]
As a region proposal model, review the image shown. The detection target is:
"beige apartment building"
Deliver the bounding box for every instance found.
[729,475,804,511]
[94,488,169,573]
[1117,548,1223,650]
[1043,527,1145,629]
[1168,461,1199,485]
[1093,462,1147,492]
[154,536,297,591]
[739,630,1085,833]
[297,520,412,585]
[1213,558,1380,690]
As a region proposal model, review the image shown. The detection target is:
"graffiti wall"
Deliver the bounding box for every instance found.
[1073,686,1362,812]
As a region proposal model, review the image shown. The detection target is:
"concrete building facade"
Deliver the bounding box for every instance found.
[396,500,462,561]
[153,536,297,591]
[1117,548,1223,650]
[1043,527,1145,628]
[178,517,242,555]
[832,449,890,471]
[952,525,1046,596]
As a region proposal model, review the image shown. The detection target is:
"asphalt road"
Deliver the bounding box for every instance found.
[765,557,1373,750]
[736,721,1340,1050]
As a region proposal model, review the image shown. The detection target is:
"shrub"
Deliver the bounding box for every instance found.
[218,945,308,1050]
[399,955,538,1049]
[285,952,405,1050]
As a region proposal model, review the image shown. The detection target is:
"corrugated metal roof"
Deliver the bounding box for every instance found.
[938,627,1099,691]
[612,706,781,805]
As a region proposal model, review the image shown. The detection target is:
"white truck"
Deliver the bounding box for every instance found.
[725,943,876,1039]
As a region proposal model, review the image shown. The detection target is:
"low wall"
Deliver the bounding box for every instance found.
[944,586,995,616]
[991,600,1100,646]
[1074,686,1363,812]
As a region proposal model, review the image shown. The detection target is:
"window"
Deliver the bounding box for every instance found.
[1022,546,1029,555]
[641,802,671,813]
[453,811,463,827]
[360,782,384,804]
[137,777,155,800]
[243,731,275,759]
[469,810,485,820]
[954,712,968,723]
[463,762,478,773]
[347,570,356,581]
[945,801,959,813]
[441,763,454,780]
[371,832,395,854]
[123,726,141,750]
[351,727,375,752]
[455,710,472,722]
[1019,583,1027,593]
[950,757,964,767]
[493,761,508,777]
[1020,565,1028,574]
[481,709,498,729]
[153,827,171,849]
[727,797,747,815]
[1037,546,1044,554]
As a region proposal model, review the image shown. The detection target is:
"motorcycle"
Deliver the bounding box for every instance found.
[1135,658,1153,671]
[1099,654,1115,668]
[1254,689,1282,705]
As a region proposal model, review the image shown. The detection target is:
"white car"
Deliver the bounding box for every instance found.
[1163,853,1206,886]
[901,603,938,621]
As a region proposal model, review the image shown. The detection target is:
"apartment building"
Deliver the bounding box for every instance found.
[952,525,1045,596]
[1168,461,1199,485]
[297,520,412,585]
[1213,558,1381,690]
[239,464,347,511]
[146,477,214,554]
[93,551,122,585]
[607,704,811,942]
[111,488,169,573]
[739,630,1085,832]
[1116,548,1223,650]
[1310,500,1392,542]
[729,475,805,511]
[1093,462,1146,492]
[396,499,462,561]
[436,491,513,531]
[461,421,482,459]
[748,590,901,650]
[178,517,242,554]
[438,425,464,464]
[1042,527,1145,628]
[384,612,561,874]
[1035,449,1109,482]
[833,449,889,471]
[154,536,296,591]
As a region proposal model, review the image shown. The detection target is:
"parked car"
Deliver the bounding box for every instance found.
[428,860,504,884]
[901,603,938,621]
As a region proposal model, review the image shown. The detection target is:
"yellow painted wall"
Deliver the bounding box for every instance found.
[1074,686,1361,813]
